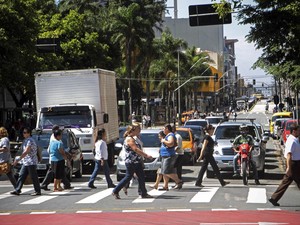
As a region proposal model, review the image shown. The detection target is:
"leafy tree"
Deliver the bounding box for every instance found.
[108,0,165,118]
[0,0,40,115]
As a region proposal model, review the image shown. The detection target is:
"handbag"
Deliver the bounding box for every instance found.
[0,162,11,174]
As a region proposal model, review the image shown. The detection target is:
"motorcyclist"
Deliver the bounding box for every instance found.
[232,124,260,185]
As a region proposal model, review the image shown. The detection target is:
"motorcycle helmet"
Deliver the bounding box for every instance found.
[239,124,249,136]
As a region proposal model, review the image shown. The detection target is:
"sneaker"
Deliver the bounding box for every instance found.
[10,190,20,196]
[268,198,280,206]
[31,192,41,196]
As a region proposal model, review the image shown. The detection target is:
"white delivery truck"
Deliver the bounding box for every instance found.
[34,69,119,167]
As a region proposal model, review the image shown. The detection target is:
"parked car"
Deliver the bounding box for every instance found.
[114,126,127,156]
[273,118,290,140]
[176,127,197,165]
[269,111,292,138]
[116,129,161,181]
[207,121,268,178]
[280,119,300,145]
[184,119,208,128]
[14,129,83,181]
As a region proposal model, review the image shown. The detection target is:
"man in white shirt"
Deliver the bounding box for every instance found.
[269,123,300,206]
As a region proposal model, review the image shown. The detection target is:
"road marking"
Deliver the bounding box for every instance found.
[167,209,192,212]
[122,210,146,212]
[0,213,10,215]
[190,187,219,203]
[30,211,56,214]
[246,188,267,203]
[212,208,238,211]
[0,188,33,200]
[76,210,102,213]
[21,196,57,205]
[76,188,114,204]
[132,189,164,203]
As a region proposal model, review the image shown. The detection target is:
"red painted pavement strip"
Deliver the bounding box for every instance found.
[0,211,300,225]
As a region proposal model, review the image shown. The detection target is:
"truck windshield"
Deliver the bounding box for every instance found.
[39,108,92,129]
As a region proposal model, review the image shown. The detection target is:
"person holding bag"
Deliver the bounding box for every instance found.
[10,127,41,196]
[0,127,16,188]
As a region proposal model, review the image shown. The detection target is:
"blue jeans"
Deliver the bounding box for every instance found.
[113,162,147,196]
[15,164,41,193]
[88,160,114,187]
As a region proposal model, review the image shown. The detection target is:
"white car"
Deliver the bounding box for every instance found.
[116,129,161,181]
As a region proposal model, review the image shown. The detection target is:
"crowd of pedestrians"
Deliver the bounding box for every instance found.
[1,119,299,208]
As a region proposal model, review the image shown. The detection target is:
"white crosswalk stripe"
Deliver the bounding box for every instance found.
[246,188,267,204]
[190,187,219,203]
[76,188,114,204]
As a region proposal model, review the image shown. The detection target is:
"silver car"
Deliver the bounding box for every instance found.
[116,129,161,181]
[207,121,267,178]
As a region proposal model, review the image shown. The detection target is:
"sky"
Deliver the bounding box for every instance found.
[165,0,273,85]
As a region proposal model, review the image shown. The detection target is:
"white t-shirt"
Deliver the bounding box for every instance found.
[284,134,300,160]
[175,133,184,155]
[94,139,108,160]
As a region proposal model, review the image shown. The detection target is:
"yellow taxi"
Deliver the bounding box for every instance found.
[270,111,292,137]
[176,127,197,164]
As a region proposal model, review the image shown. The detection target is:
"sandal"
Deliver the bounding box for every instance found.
[173,181,183,190]
[158,187,169,191]
[149,184,158,189]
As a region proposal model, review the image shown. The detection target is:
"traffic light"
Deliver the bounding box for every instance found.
[253,79,256,85]
[214,73,218,82]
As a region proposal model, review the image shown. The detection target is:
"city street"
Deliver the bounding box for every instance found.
[0,100,299,224]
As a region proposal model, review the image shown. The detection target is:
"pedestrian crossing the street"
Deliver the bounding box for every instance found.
[0,182,278,206]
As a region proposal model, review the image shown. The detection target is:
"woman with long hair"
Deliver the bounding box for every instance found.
[88,128,115,189]
[112,124,152,199]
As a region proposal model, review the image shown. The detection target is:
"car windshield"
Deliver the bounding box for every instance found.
[185,127,202,138]
[206,117,222,124]
[32,133,68,149]
[176,130,191,141]
[185,120,207,127]
[215,125,257,140]
[140,132,161,147]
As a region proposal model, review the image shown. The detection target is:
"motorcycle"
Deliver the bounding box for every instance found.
[237,143,251,185]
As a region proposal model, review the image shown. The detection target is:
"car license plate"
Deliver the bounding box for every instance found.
[37,164,47,170]
[228,161,233,166]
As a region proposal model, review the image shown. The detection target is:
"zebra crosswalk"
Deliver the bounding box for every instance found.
[0,183,274,206]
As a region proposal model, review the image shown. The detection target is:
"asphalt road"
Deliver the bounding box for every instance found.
[1,100,299,224]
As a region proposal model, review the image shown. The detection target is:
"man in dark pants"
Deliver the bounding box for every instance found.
[40,125,73,190]
[269,123,300,206]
